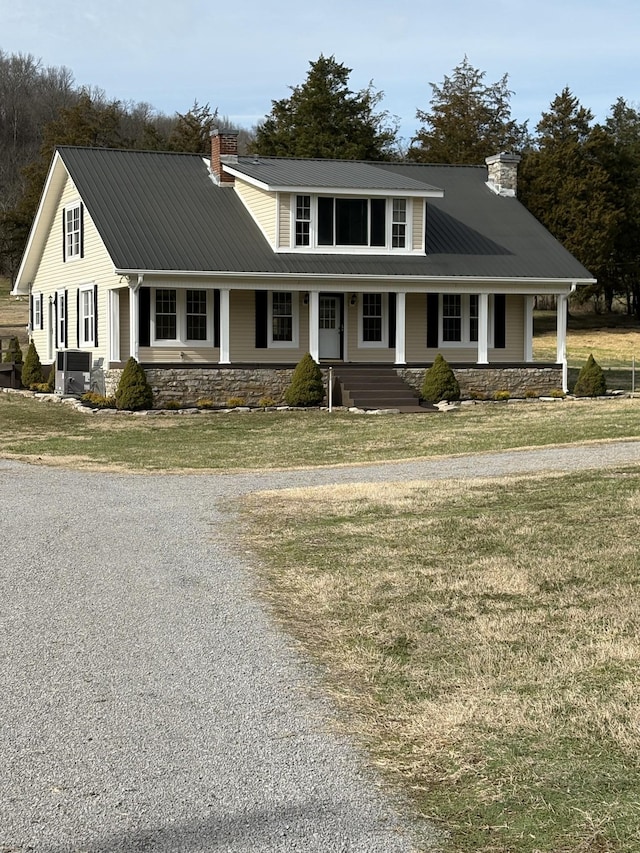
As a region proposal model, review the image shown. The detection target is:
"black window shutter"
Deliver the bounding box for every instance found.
[76,289,80,347]
[62,209,66,261]
[388,292,396,349]
[214,289,220,348]
[427,293,439,348]
[494,294,506,349]
[255,290,268,349]
[63,290,68,348]
[52,293,58,348]
[94,284,98,347]
[139,287,151,347]
[80,204,85,258]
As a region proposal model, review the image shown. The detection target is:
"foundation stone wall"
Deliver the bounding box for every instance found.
[399,366,564,398]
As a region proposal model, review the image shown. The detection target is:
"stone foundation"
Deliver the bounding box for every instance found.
[398,366,564,399]
[103,364,563,408]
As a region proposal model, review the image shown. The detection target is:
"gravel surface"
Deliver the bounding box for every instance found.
[2,440,639,853]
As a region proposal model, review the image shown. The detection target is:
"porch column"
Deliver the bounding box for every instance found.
[395,291,406,365]
[309,290,320,362]
[219,287,230,364]
[524,295,534,362]
[477,292,489,364]
[129,279,140,362]
[557,293,568,391]
[109,289,120,363]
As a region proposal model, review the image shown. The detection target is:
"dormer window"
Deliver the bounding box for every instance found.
[293,195,411,251]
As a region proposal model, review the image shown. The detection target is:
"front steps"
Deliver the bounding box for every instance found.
[331,365,436,412]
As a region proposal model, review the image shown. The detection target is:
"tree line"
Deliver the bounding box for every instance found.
[1,50,639,316]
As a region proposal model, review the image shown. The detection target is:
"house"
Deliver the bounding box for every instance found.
[11,132,594,406]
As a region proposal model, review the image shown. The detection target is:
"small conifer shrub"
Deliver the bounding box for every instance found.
[284,353,325,406]
[421,354,460,403]
[3,336,23,364]
[114,357,154,410]
[573,354,607,397]
[21,341,44,389]
[47,363,56,392]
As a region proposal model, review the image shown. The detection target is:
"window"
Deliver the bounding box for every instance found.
[440,294,489,346]
[65,202,82,260]
[152,288,211,345]
[318,197,386,247]
[79,286,95,346]
[272,292,293,342]
[33,293,42,330]
[57,289,66,348]
[359,293,388,347]
[392,199,407,248]
[295,195,311,246]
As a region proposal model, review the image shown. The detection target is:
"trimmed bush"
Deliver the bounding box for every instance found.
[80,392,116,409]
[421,354,460,403]
[21,341,44,389]
[573,354,606,397]
[114,357,154,410]
[3,336,23,364]
[284,353,325,406]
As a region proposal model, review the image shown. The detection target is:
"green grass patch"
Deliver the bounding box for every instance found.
[240,469,640,852]
[1,393,639,471]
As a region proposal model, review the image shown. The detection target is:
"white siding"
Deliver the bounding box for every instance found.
[234,180,278,245]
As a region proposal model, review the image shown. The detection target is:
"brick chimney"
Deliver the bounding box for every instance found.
[485,152,521,197]
[211,129,238,185]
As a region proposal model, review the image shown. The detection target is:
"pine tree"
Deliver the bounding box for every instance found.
[284,353,325,406]
[253,55,398,160]
[115,357,154,410]
[2,336,23,364]
[21,340,44,388]
[573,354,607,397]
[409,57,529,164]
[168,101,218,153]
[421,354,460,402]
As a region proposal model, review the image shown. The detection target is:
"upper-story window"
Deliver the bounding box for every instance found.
[64,202,83,261]
[293,195,409,250]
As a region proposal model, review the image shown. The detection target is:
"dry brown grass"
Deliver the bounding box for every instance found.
[0,277,29,351]
[241,470,640,852]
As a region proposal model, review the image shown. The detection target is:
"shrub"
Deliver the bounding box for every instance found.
[259,395,278,408]
[421,354,460,403]
[573,354,606,397]
[3,336,23,364]
[21,341,44,389]
[549,388,567,399]
[226,396,246,408]
[494,389,511,401]
[164,400,182,410]
[80,391,116,409]
[284,353,324,407]
[46,363,56,392]
[114,357,154,410]
[196,397,216,409]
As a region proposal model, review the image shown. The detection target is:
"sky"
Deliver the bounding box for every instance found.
[2,0,639,147]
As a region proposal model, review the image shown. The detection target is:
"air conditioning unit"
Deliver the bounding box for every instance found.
[55,350,91,395]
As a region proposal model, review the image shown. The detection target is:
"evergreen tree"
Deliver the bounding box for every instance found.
[573,354,606,397]
[168,100,219,153]
[21,340,44,388]
[421,354,460,402]
[519,88,620,301]
[409,57,529,164]
[2,336,23,364]
[253,55,398,160]
[115,357,154,410]
[284,353,325,406]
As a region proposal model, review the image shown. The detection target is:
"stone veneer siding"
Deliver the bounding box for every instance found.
[399,366,564,398]
[105,364,564,408]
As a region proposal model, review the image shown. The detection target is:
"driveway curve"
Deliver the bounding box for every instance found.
[2,440,639,852]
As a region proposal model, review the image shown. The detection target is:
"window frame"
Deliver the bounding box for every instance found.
[438,294,492,347]
[150,287,213,346]
[79,284,96,347]
[358,292,389,348]
[33,292,42,331]
[290,195,412,252]
[268,291,299,348]
[64,201,83,261]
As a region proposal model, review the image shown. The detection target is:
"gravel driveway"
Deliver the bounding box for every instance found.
[2,440,639,853]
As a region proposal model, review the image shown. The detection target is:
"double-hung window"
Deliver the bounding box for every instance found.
[295,195,311,246]
[440,294,486,346]
[79,286,96,346]
[359,293,388,347]
[271,292,294,344]
[65,202,82,260]
[152,288,211,344]
[392,199,407,248]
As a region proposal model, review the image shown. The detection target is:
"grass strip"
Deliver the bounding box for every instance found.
[0,393,639,472]
[240,468,640,852]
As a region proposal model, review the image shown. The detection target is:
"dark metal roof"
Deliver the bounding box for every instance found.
[58,146,594,282]
[228,156,443,193]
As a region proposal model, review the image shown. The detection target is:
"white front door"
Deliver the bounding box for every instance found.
[319,295,341,359]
